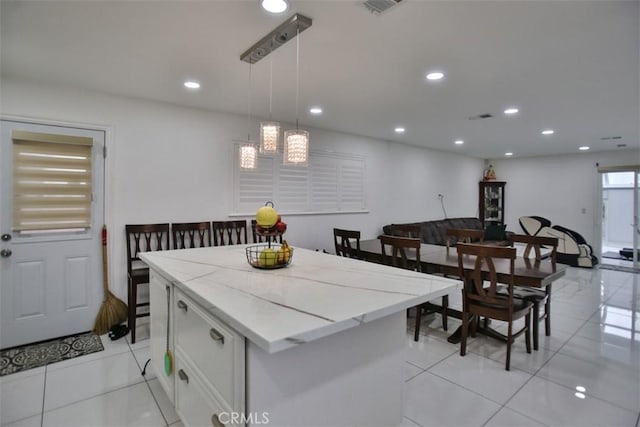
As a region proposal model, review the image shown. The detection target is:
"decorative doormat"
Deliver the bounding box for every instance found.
[599,264,640,274]
[0,331,104,377]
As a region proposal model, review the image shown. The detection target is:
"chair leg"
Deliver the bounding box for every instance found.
[128,280,137,344]
[441,295,448,331]
[460,311,468,356]
[525,312,532,354]
[532,301,540,351]
[545,287,552,336]
[414,305,422,342]
[506,321,512,371]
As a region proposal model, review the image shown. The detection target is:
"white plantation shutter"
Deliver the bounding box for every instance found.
[278,164,310,211]
[12,130,93,231]
[234,144,366,214]
[236,154,275,213]
[340,160,365,210]
[310,156,338,211]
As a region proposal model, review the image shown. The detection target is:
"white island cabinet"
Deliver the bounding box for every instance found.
[140,245,460,427]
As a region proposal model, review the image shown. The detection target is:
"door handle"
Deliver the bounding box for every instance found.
[177,300,188,312]
[0,249,11,258]
[1,234,11,242]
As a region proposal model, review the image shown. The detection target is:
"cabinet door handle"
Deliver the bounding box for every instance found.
[211,414,225,427]
[209,328,225,345]
[178,369,189,383]
[177,300,188,312]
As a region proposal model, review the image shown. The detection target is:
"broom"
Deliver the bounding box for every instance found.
[94,225,128,335]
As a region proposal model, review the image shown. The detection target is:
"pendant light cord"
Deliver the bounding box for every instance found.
[269,43,273,120]
[247,62,252,141]
[295,26,300,130]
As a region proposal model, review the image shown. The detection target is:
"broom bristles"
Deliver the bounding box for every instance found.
[93,291,128,335]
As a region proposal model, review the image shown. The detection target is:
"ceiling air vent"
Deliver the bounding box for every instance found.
[362,0,403,14]
[468,113,494,120]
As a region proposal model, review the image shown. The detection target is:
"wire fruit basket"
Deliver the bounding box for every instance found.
[246,243,293,269]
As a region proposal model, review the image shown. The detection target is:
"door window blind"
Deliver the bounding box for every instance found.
[12,130,93,231]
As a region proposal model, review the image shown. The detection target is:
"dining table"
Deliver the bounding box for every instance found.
[358,238,567,343]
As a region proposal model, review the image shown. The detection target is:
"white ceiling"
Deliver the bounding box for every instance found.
[1,0,638,159]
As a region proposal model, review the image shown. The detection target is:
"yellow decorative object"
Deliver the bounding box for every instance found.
[483,164,497,181]
[256,201,278,227]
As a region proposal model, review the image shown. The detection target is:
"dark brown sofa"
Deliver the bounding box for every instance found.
[382,217,509,246]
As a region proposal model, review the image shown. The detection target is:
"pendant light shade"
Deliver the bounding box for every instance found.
[239,62,258,170]
[283,129,309,165]
[260,121,280,153]
[239,142,258,169]
[283,24,309,166]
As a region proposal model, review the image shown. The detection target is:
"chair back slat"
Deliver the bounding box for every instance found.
[508,233,558,266]
[333,228,362,259]
[125,223,170,271]
[250,219,283,243]
[446,228,484,253]
[387,224,422,239]
[380,235,421,272]
[172,222,212,249]
[212,220,249,246]
[457,243,516,310]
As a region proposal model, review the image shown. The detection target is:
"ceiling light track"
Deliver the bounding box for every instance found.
[240,13,312,64]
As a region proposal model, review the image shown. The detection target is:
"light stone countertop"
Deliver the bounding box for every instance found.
[140,244,461,353]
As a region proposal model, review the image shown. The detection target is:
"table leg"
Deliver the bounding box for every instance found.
[446,317,504,344]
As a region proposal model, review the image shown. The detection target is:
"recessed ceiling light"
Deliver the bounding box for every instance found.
[541,129,555,135]
[454,140,464,145]
[184,81,200,89]
[579,146,590,151]
[505,152,513,156]
[261,0,288,14]
[309,107,322,115]
[504,108,519,115]
[426,72,444,81]
[395,127,405,133]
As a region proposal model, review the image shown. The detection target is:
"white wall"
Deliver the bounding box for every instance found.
[1,79,483,300]
[490,149,640,253]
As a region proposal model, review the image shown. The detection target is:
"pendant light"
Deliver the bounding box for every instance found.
[283,25,309,166]
[259,45,280,154]
[240,63,258,169]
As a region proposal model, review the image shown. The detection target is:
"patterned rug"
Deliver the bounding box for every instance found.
[599,264,640,274]
[0,331,104,376]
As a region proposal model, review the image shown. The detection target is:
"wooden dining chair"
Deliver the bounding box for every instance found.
[251,219,283,244]
[446,228,484,254]
[212,220,249,246]
[379,235,448,340]
[333,228,362,259]
[456,243,532,370]
[387,223,422,239]
[507,233,558,350]
[125,223,170,343]
[172,221,212,249]
[387,225,450,334]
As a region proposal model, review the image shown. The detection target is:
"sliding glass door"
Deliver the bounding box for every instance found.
[599,166,639,267]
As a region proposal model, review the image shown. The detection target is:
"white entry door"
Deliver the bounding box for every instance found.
[0,120,105,349]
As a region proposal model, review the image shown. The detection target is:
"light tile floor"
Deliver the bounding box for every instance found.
[1,264,639,427]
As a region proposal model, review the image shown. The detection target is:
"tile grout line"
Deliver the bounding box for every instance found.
[128,339,172,427]
[40,365,47,427]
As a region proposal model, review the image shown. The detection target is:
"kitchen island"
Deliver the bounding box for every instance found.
[140,244,460,427]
